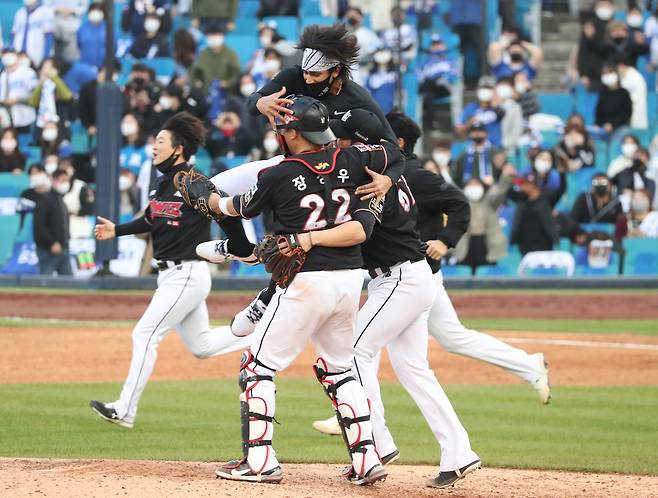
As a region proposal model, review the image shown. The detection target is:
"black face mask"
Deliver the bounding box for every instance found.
[510,52,524,63]
[632,159,646,173]
[155,150,180,174]
[306,73,334,97]
[347,16,359,26]
[612,36,626,44]
[471,135,486,144]
[593,185,608,196]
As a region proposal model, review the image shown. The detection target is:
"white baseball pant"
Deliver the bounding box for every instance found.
[210,155,284,196]
[112,261,238,424]
[353,260,480,471]
[428,270,543,384]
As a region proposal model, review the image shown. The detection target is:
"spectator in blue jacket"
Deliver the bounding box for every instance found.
[129,13,171,59]
[121,0,172,38]
[77,3,108,70]
[119,112,150,177]
[365,48,398,115]
[487,27,543,82]
[455,76,505,147]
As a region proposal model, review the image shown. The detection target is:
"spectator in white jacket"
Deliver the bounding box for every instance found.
[0,49,38,132]
[11,0,55,67]
[495,76,523,156]
[615,53,647,130]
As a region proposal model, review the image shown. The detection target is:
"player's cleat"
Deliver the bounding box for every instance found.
[215,459,283,483]
[196,239,259,265]
[532,353,551,405]
[381,448,400,465]
[311,415,341,436]
[347,463,388,486]
[89,400,133,429]
[230,289,268,337]
[426,459,481,488]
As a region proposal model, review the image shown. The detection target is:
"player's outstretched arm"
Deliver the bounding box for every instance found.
[96,214,152,240]
[94,216,116,240]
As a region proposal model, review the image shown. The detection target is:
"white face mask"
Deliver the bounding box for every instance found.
[477,88,494,102]
[240,82,256,97]
[88,10,104,24]
[207,35,224,49]
[18,57,31,68]
[263,137,279,153]
[621,142,637,157]
[45,160,58,175]
[24,0,37,6]
[144,143,153,158]
[42,127,58,142]
[601,72,618,87]
[627,14,643,28]
[631,196,650,213]
[464,184,485,203]
[595,6,614,21]
[432,151,450,166]
[514,82,528,94]
[534,158,552,174]
[374,51,392,65]
[1,138,17,153]
[119,175,134,192]
[121,121,138,137]
[159,96,172,110]
[496,85,513,100]
[30,173,49,189]
[54,181,70,195]
[144,18,161,33]
[2,53,18,67]
[263,59,281,74]
[260,34,272,47]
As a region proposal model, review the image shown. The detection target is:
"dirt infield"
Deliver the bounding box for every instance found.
[1,290,657,321]
[3,458,658,498]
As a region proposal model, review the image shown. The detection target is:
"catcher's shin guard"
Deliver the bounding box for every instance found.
[313,358,381,478]
[238,350,279,474]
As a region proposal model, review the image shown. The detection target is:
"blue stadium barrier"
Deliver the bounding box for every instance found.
[225,34,260,69]
[622,238,658,275]
[441,265,472,277]
[0,173,28,197]
[0,214,20,266]
[538,93,573,122]
[403,72,418,119]
[0,0,22,45]
[575,252,620,276]
[474,264,516,277]
[581,223,615,235]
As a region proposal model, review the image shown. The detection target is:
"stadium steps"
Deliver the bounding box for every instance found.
[536,12,581,92]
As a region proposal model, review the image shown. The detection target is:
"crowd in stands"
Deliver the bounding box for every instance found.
[0,0,656,277]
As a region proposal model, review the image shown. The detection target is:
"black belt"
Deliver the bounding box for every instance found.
[156,259,182,271]
[367,258,424,279]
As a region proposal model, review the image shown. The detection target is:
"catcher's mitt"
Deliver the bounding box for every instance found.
[254,234,307,288]
[173,169,224,222]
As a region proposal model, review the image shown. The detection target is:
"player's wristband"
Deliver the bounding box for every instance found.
[218,197,232,216]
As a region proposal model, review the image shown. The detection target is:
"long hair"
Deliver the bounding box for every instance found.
[161,111,207,160]
[297,23,359,80]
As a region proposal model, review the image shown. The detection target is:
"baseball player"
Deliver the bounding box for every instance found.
[177,96,396,484]
[89,112,256,429]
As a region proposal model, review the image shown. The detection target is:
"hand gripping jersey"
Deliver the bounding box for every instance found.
[231,142,399,272]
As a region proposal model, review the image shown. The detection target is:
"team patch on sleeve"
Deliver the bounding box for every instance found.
[242,184,258,207]
[353,143,384,152]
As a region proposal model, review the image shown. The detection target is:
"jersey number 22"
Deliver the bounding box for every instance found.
[300,188,352,230]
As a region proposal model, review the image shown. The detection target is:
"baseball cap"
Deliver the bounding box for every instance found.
[329,109,385,144]
[469,121,486,132]
[430,33,443,44]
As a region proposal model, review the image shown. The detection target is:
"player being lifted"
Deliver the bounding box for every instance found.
[176,96,398,485]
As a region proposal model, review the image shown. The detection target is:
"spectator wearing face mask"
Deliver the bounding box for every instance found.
[645,7,658,79]
[417,33,459,132]
[33,167,73,275]
[508,150,567,255]
[252,48,283,89]
[118,168,140,221]
[454,166,515,273]
[577,0,615,90]
[260,129,280,159]
[191,0,236,34]
[571,173,623,223]
[248,24,281,76]
[0,49,38,133]
[77,2,109,70]
[488,27,544,82]
[380,6,417,67]
[615,53,648,130]
[39,121,70,158]
[11,0,54,67]
[613,146,656,203]
[21,164,49,205]
[452,122,507,189]
[121,0,172,38]
[192,28,240,94]
[119,113,150,177]
[170,29,197,86]
[123,64,162,132]
[49,0,87,63]
[29,58,74,140]
[605,20,648,68]
[608,133,640,179]
[555,123,595,172]
[151,84,184,131]
[344,7,381,64]
[0,127,26,174]
[455,76,505,147]
[596,63,632,141]
[129,14,170,59]
[619,189,658,238]
[365,48,398,115]
[512,72,540,121]
[57,156,95,237]
[495,76,523,156]
[428,138,454,184]
[206,111,253,160]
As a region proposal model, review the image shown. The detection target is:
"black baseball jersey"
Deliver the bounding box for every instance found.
[232,142,400,272]
[361,175,425,270]
[115,163,210,261]
[402,154,471,273]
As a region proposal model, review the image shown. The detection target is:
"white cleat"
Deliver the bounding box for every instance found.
[532,353,551,405]
[312,415,342,436]
[196,239,259,265]
[230,289,268,337]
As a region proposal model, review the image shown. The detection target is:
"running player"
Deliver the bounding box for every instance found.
[89,112,256,429]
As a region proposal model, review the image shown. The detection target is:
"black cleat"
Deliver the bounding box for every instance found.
[89,400,133,429]
[427,459,481,488]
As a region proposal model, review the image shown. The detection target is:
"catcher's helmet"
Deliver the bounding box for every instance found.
[275,95,336,145]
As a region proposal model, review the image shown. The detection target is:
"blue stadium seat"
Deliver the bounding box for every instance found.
[238,0,260,19]
[575,252,619,276]
[522,267,570,277]
[299,15,336,30]
[0,1,22,45]
[224,156,248,169]
[193,149,211,176]
[403,73,418,118]
[233,17,260,35]
[142,57,175,82]
[622,238,658,275]
[474,264,516,276]
[538,93,573,122]
[300,0,323,17]
[0,214,20,265]
[264,16,299,40]
[581,223,615,235]
[441,264,472,277]
[0,173,28,197]
[225,34,260,69]
[574,85,599,125]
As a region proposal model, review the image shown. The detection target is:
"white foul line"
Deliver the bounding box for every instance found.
[498,337,658,352]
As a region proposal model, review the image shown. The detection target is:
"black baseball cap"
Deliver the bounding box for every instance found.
[329,108,385,144]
